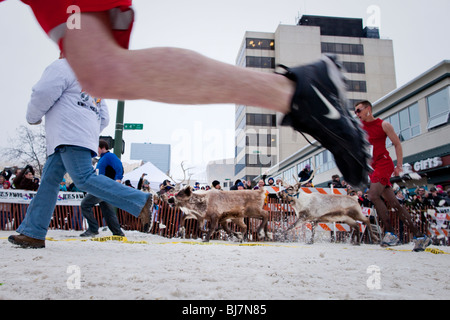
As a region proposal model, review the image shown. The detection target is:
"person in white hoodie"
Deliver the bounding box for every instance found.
[8,57,152,249]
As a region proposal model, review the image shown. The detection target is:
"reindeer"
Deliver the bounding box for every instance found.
[278,178,378,245]
[157,161,203,238]
[168,186,271,242]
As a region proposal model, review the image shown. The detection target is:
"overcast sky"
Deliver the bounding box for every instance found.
[1,0,449,180]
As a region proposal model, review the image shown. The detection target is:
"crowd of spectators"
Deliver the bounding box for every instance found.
[1,165,39,191]
[3,164,450,210]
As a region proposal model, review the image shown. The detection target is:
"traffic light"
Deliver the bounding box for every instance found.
[99,136,114,149]
[99,136,125,154]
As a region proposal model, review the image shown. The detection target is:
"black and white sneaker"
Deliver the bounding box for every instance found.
[279,55,371,188]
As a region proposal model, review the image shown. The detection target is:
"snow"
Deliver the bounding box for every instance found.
[1,229,449,300]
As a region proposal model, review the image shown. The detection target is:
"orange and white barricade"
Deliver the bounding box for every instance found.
[427,208,450,239]
[304,222,366,234]
[264,186,348,196]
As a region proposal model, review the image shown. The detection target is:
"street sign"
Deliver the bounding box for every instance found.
[124,123,143,130]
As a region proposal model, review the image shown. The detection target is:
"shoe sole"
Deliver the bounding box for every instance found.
[380,242,399,248]
[8,236,45,249]
[280,55,371,187]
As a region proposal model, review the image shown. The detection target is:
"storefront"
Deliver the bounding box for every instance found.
[393,151,450,190]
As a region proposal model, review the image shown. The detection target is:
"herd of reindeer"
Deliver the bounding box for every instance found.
[149,162,378,244]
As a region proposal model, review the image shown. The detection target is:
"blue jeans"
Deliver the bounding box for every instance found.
[17,145,149,240]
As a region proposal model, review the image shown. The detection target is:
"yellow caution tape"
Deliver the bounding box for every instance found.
[425,247,449,254]
[1,235,449,253]
[46,235,149,245]
[384,247,450,254]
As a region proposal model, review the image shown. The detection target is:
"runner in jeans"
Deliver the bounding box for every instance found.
[8,57,153,248]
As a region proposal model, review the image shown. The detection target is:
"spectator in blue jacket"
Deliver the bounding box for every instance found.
[80,140,125,237]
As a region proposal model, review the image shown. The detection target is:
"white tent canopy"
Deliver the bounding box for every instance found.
[122,161,171,191]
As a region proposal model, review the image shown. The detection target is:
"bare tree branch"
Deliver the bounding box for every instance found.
[2,125,47,177]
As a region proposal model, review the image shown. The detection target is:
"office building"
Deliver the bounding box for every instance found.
[234,15,396,182]
[130,143,171,175]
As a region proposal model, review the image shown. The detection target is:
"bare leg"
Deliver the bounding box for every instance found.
[381,187,421,237]
[367,182,394,233]
[64,12,294,112]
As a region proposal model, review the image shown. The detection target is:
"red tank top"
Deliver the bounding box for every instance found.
[362,118,391,163]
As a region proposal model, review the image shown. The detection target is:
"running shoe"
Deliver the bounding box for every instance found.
[279,55,371,188]
[80,230,99,237]
[412,235,432,252]
[380,232,400,247]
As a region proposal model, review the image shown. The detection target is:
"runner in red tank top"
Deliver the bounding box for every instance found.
[355,101,430,251]
[362,117,395,187]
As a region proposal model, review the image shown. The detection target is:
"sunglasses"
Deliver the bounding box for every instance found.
[354,106,368,114]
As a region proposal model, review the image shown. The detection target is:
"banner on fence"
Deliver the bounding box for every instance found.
[0,189,85,206]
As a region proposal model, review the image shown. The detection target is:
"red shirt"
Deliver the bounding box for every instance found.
[362,118,394,186]
[362,118,391,164]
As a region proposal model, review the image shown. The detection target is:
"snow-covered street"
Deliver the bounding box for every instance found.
[1,230,449,300]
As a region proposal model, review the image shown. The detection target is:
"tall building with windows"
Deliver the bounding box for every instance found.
[234,15,396,182]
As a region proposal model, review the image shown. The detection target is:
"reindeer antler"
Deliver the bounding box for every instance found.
[169,161,195,192]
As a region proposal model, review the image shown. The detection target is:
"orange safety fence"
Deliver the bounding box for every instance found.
[0,199,447,246]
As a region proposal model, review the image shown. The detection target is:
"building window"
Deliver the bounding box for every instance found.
[315,150,336,174]
[235,105,245,123]
[245,154,275,168]
[384,102,421,146]
[236,114,246,131]
[246,133,277,147]
[426,86,450,130]
[342,61,365,74]
[283,167,297,186]
[246,113,277,127]
[346,80,367,92]
[235,136,245,157]
[246,56,275,69]
[321,42,364,55]
[235,156,246,175]
[246,38,275,50]
[350,99,364,108]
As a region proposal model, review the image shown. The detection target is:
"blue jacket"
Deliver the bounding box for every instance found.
[97,151,124,181]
